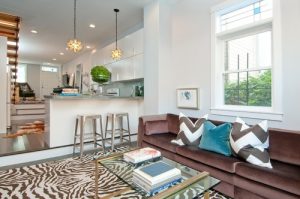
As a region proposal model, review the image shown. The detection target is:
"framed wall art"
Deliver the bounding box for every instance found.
[176,88,199,109]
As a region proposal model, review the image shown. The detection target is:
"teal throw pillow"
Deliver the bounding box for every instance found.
[199,121,232,156]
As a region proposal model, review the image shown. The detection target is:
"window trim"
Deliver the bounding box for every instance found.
[211,0,283,121]
[41,66,58,73]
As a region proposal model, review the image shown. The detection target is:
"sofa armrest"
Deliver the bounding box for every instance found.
[137,114,179,147]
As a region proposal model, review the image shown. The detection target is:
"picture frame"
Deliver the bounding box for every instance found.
[176,88,199,109]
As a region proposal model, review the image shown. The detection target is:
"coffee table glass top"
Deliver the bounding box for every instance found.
[95,150,220,199]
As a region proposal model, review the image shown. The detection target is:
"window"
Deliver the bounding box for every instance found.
[41,66,58,73]
[218,0,273,32]
[224,31,272,107]
[16,64,27,83]
[211,0,282,120]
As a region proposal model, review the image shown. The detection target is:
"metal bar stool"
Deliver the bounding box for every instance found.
[105,112,132,151]
[73,114,105,158]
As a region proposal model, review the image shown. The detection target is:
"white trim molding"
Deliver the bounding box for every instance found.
[211,107,283,121]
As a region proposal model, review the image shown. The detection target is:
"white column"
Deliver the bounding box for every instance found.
[143,0,172,115]
[0,36,8,133]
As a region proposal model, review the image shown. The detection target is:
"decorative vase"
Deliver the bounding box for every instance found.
[90,65,111,84]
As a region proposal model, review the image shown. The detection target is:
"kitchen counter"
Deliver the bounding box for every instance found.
[44,95,144,148]
[44,95,143,100]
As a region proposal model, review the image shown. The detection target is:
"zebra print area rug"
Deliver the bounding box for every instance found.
[0,147,229,199]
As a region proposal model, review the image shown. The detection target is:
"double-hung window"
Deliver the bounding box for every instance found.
[211,0,282,120]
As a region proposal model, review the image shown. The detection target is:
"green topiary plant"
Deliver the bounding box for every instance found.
[90,65,111,84]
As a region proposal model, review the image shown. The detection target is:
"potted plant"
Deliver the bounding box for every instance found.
[90,65,111,84]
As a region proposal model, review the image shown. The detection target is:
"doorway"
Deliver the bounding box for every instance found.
[40,66,60,99]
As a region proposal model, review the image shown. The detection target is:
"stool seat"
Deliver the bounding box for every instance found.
[105,112,131,151]
[73,114,105,158]
[77,114,101,119]
[106,112,128,117]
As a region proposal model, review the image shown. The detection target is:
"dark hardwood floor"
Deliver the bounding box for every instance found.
[0,120,49,156]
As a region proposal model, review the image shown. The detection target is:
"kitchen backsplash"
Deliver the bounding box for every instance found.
[102,78,144,97]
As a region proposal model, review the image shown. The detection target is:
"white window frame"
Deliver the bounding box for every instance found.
[41,66,58,73]
[211,0,283,121]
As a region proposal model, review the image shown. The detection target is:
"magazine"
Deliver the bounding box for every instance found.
[123,147,161,164]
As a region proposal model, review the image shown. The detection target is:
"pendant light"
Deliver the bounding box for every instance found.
[111,8,122,60]
[67,0,83,53]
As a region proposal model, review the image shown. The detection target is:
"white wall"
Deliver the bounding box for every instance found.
[144,0,222,116]
[26,64,41,99]
[143,0,300,130]
[143,1,161,114]
[0,37,7,133]
[279,0,300,130]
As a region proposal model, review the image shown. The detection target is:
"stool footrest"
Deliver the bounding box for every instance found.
[74,133,103,137]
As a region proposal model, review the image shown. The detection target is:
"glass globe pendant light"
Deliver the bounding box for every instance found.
[67,0,83,53]
[111,9,122,60]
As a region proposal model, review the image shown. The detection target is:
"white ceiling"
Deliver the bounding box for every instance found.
[0,0,152,65]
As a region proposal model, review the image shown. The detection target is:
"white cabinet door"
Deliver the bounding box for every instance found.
[107,53,144,81]
[109,58,132,81]
[132,53,144,79]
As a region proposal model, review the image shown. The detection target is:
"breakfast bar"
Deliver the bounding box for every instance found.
[44,95,143,148]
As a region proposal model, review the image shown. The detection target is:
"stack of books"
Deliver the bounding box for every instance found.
[60,88,79,96]
[123,147,161,164]
[132,161,182,195]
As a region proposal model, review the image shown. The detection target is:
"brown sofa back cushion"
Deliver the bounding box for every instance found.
[165,114,225,135]
[143,114,300,166]
[269,129,300,166]
[145,120,169,135]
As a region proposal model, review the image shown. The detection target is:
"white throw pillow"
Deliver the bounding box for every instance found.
[171,113,208,146]
[230,117,272,168]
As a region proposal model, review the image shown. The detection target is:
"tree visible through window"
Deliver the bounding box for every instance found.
[223,31,272,106]
[224,70,271,106]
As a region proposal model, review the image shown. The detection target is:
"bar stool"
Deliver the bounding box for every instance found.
[105,112,132,151]
[73,114,106,158]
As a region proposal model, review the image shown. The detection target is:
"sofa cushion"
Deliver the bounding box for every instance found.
[143,133,178,153]
[230,117,272,168]
[171,113,207,146]
[235,160,300,196]
[176,145,241,173]
[199,121,232,156]
[145,120,169,135]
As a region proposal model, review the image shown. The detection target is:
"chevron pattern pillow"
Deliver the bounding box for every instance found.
[230,117,272,168]
[171,113,208,146]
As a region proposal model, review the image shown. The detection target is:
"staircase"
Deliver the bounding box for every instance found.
[0,12,20,104]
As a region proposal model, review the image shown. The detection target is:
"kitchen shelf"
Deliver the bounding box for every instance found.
[110,78,143,84]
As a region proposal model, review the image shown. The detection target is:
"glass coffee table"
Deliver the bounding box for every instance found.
[94,150,220,199]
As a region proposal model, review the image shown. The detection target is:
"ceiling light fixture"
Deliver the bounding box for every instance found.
[31,30,38,34]
[89,24,95,28]
[52,58,57,61]
[60,52,64,55]
[86,45,91,49]
[67,0,83,53]
[111,8,122,60]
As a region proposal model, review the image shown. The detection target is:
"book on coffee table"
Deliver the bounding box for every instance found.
[132,161,182,195]
[123,147,161,164]
[133,175,182,195]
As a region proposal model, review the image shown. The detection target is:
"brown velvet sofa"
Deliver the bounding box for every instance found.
[137,113,300,199]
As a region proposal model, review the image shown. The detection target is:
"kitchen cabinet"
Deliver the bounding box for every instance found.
[106,53,143,82]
